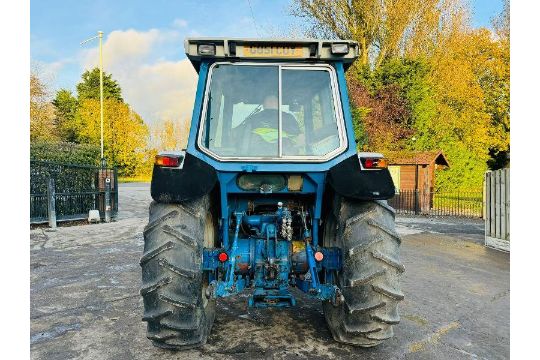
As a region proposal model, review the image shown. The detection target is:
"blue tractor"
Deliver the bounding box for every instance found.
[140,38,403,349]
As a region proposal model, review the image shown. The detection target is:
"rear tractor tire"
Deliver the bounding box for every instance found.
[323,196,404,347]
[140,196,217,349]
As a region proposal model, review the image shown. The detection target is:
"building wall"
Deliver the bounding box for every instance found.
[392,164,434,192]
[388,166,400,192]
[398,165,417,190]
[389,161,443,213]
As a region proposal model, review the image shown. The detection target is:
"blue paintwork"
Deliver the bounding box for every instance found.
[213,211,245,298]
[189,59,355,308]
[206,205,343,307]
[185,61,358,173]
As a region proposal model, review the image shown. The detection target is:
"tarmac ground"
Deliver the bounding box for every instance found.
[30,183,509,359]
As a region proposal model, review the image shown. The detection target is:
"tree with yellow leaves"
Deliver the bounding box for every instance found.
[30,71,57,142]
[76,99,149,176]
[416,22,509,188]
[293,0,510,189]
[292,0,467,68]
[150,118,190,151]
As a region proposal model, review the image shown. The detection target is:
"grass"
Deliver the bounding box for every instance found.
[431,192,483,217]
[118,175,151,183]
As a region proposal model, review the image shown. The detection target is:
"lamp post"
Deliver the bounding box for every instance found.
[81,31,105,166]
[81,31,111,223]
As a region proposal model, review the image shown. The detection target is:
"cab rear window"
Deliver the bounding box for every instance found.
[199,63,347,160]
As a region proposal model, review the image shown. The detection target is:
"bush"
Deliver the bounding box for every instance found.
[30,141,100,166]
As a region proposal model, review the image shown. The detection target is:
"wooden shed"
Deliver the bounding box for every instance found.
[385,150,450,213]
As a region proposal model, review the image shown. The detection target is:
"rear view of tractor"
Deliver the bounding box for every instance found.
[140,38,403,349]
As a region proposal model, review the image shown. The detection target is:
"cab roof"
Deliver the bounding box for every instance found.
[184,37,359,72]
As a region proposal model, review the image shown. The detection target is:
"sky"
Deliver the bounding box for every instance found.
[30,0,506,125]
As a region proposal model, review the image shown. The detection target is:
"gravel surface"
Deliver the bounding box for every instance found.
[30,183,509,359]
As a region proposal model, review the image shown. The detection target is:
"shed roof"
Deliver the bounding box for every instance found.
[384,150,450,166]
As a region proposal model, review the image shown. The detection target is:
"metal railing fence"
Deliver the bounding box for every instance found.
[388,189,483,218]
[30,160,118,224]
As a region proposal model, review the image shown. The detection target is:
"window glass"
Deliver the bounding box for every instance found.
[203,65,278,157]
[281,69,341,156]
[201,64,342,158]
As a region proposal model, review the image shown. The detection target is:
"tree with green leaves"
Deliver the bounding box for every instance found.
[44,68,150,176]
[76,67,123,102]
[293,0,510,190]
[52,89,79,142]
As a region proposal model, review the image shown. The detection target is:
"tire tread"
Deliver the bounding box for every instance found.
[323,197,404,347]
[140,198,216,350]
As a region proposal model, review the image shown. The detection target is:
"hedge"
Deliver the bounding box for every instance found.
[30,141,100,166]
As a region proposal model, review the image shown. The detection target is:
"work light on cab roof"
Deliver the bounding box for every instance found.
[140,37,403,350]
[185,38,360,71]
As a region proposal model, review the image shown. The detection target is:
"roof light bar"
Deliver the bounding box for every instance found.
[198,44,216,56]
[331,43,349,55]
[184,38,360,71]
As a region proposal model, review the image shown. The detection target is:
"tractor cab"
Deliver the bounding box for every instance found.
[185,38,359,167]
[186,39,358,164]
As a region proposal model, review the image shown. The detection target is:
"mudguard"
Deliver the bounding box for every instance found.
[328,154,395,200]
[151,151,218,203]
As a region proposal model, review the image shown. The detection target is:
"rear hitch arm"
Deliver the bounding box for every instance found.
[209,211,246,298]
[295,210,343,305]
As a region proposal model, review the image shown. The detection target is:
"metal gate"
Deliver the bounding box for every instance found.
[484,168,509,251]
[30,161,118,224]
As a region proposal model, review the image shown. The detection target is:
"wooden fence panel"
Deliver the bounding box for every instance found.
[506,169,510,241]
[490,172,496,236]
[495,172,501,239]
[500,169,506,243]
[485,169,510,251]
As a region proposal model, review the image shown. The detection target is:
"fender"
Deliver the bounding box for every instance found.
[151,151,218,203]
[328,153,395,200]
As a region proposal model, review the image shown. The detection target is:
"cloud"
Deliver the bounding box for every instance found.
[124,60,197,124]
[43,60,69,75]
[81,29,163,69]
[172,18,188,28]
[31,58,75,93]
[79,28,197,124]
[32,59,66,78]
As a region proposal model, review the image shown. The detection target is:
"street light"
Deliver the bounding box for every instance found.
[81,31,105,166]
[81,31,112,223]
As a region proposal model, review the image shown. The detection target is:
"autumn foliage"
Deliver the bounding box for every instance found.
[31,1,509,189]
[348,80,413,151]
[294,0,510,190]
[30,69,153,177]
[30,73,56,142]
